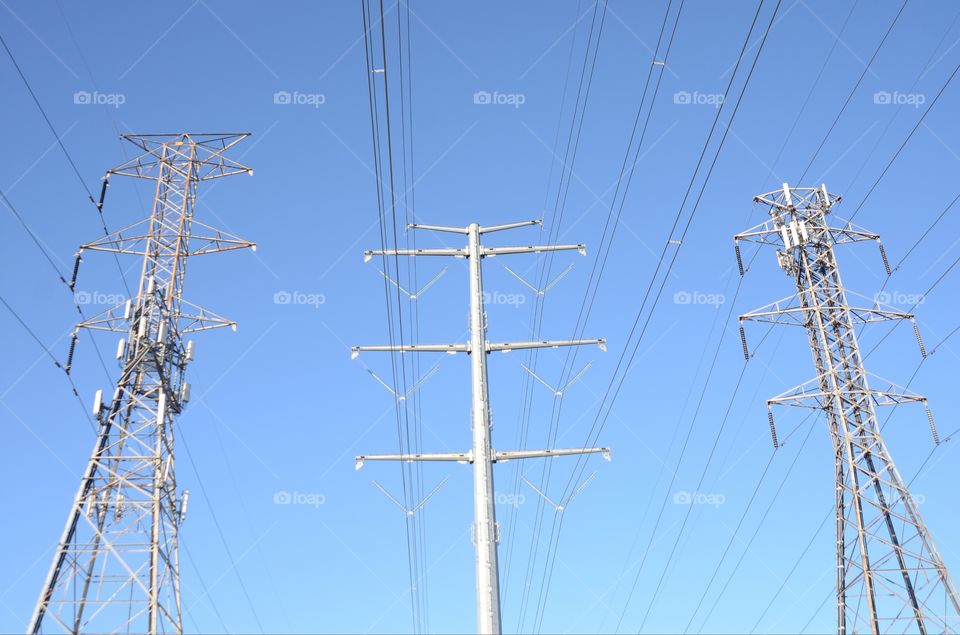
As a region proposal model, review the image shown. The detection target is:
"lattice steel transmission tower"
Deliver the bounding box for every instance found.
[30,133,255,634]
[737,184,960,634]
[352,221,609,635]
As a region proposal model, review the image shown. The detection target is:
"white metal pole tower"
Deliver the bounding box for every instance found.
[353,220,609,634]
[29,133,255,634]
[737,184,960,634]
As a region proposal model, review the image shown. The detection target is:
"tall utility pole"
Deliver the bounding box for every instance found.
[353,221,609,635]
[737,184,960,634]
[30,133,255,634]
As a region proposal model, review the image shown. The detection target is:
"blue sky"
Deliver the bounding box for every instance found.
[2,1,960,633]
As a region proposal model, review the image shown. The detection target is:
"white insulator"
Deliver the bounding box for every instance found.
[180,490,190,524]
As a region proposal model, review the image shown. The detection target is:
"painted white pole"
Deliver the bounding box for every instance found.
[467,223,502,634]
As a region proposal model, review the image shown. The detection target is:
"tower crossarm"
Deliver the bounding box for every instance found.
[486,339,607,353]
[356,452,473,469]
[483,244,586,257]
[364,247,468,261]
[735,218,881,248]
[351,343,470,359]
[740,295,915,327]
[766,376,929,411]
[405,219,543,235]
[108,132,253,181]
[79,218,255,257]
[355,447,610,468]
[75,299,238,335]
[492,447,610,462]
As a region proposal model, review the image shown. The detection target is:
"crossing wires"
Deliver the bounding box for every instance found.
[360,1,430,631]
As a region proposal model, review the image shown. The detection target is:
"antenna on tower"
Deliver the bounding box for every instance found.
[352,220,609,635]
[736,183,960,633]
[29,133,255,635]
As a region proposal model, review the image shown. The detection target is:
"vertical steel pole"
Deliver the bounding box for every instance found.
[467,223,502,634]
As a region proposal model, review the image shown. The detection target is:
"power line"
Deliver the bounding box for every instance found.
[177,424,265,633]
[520,2,782,629]
[795,0,908,184]
[501,0,587,608]
[515,2,611,629]
[528,1,685,625]
[846,56,960,223]
[0,187,113,383]
[0,30,131,298]
[0,294,98,435]
[839,6,960,197]
[395,1,432,628]
[360,1,423,630]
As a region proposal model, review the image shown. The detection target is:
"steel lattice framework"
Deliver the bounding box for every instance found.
[29,133,255,634]
[737,184,960,634]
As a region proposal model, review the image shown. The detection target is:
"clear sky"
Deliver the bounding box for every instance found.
[2,1,960,633]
